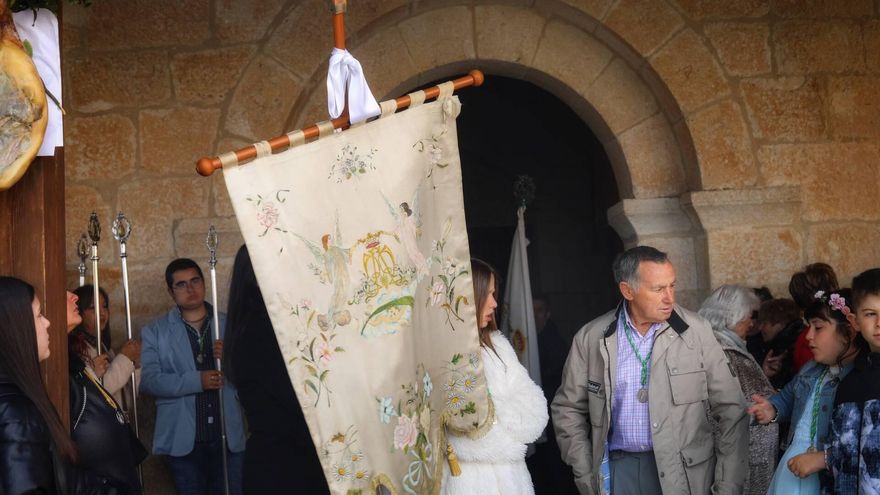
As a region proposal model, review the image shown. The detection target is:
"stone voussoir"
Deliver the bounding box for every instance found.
[474,5,546,65]
[650,28,730,114]
[532,20,614,96]
[603,0,685,57]
[703,21,771,77]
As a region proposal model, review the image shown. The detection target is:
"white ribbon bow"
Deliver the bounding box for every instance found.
[327,48,381,124]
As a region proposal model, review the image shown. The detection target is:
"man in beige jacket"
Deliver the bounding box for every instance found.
[551,246,748,494]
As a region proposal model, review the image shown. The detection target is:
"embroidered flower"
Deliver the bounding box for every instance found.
[318,341,334,364]
[332,462,352,482]
[350,451,364,463]
[393,414,419,450]
[445,376,458,392]
[430,281,446,306]
[446,390,464,410]
[829,293,852,315]
[378,396,395,424]
[300,298,312,310]
[418,404,431,434]
[460,374,476,393]
[468,352,480,369]
[354,467,370,481]
[257,201,280,230]
[429,145,443,165]
[422,372,433,397]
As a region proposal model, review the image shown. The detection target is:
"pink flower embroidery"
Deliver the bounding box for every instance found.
[393,414,418,450]
[318,341,334,364]
[257,202,280,230]
[430,281,446,306]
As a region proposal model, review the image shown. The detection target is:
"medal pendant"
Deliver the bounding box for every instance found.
[115,410,126,425]
[637,388,648,403]
[196,354,204,365]
[806,446,817,453]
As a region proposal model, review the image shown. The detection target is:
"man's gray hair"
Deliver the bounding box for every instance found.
[698,284,760,334]
[612,246,669,288]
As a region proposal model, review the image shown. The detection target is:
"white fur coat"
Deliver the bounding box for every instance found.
[441,331,548,495]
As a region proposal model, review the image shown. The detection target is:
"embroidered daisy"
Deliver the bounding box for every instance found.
[460,374,476,393]
[447,390,464,410]
[332,462,352,482]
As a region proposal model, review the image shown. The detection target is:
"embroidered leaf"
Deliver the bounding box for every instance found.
[306,365,318,377]
[451,353,463,365]
[334,347,345,352]
[320,370,330,382]
[359,296,415,335]
[305,380,318,395]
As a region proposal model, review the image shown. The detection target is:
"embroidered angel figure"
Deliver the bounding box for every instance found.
[295,214,352,330]
[383,186,428,280]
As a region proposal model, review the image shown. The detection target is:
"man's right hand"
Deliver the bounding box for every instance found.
[747,394,777,424]
[200,370,224,391]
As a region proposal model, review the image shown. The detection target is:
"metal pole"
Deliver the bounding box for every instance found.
[206,225,230,495]
[87,213,102,370]
[112,212,144,491]
[77,233,89,287]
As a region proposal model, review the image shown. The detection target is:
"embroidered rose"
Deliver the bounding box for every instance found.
[378,396,395,424]
[393,414,419,450]
[257,201,279,230]
[430,281,446,306]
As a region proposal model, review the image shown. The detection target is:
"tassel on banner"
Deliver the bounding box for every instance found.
[446,443,462,477]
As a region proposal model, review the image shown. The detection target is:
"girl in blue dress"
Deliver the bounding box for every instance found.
[749,289,862,495]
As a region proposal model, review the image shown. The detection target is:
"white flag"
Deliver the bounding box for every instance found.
[501,206,542,389]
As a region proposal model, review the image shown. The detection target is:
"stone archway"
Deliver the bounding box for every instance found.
[286,3,714,305]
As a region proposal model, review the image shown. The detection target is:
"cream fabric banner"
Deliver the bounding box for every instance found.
[223,97,492,495]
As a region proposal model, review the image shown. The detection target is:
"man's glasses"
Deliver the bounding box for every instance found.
[172,277,204,292]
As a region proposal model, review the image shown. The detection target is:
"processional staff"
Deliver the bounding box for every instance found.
[111,212,144,491]
[87,212,103,359]
[206,225,230,495]
[76,233,89,287]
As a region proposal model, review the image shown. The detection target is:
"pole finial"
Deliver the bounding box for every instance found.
[513,175,535,208]
[112,211,132,243]
[88,212,101,244]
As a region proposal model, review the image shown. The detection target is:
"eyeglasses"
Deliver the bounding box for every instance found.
[172,277,204,292]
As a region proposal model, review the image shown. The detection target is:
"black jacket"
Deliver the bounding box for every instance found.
[0,376,57,495]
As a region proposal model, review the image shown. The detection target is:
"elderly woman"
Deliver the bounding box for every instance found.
[699,284,778,495]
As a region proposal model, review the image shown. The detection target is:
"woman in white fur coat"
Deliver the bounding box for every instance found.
[442,258,548,495]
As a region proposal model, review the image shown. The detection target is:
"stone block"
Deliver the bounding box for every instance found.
[398,7,476,74]
[171,46,257,105]
[125,260,179,331]
[828,76,880,139]
[650,29,730,113]
[607,198,694,244]
[704,22,771,76]
[61,25,82,53]
[174,217,242,260]
[686,100,757,190]
[65,185,113,265]
[353,25,419,101]
[557,0,613,19]
[214,0,286,43]
[681,187,801,231]
[805,224,880,281]
[225,55,302,141]
[84,0,210,51]
[266,0,343,79]
[604,0,685,56]
[671,0,768,19]
[740,76,826,141]
[707,228,803,289]
[346,0,409,34]
[771,0,874,18]
[586,58,659,134]
[117,178,211,259]
[757,143,880,222]
[67,50,170,113]
[867,21,880,72]
[532,20,613,96]
[65,114,136,181]
[475,5,546,64]
[617,113,686,198]
[140,107,220,176]
[774,20,865,74]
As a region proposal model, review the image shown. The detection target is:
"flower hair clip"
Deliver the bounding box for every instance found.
[813,290,851,316]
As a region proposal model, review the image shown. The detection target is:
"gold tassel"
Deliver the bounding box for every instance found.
[447,443,462,477]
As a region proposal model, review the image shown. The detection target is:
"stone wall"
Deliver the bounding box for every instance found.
[60,0,880,491]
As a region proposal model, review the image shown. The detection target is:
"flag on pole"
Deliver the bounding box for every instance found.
[501,206,542,389]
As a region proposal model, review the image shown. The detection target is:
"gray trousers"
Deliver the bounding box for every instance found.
[609,450,663,495]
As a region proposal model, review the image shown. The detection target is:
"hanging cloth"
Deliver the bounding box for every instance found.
[327,48,381,124]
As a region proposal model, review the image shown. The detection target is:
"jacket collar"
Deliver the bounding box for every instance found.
[603,300,689,337]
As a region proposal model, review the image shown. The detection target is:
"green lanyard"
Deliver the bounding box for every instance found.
[623,321,652,387]
[808,366,829,450]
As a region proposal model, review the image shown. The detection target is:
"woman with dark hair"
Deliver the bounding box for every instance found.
[67,289,145,494]
[0,276,77,493]
[223,245,329,494]
[71,285,140,405]
[789,263,840,373]
[441,258,548,495]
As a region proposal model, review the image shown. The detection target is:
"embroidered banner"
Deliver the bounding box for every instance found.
[223,97,492,494]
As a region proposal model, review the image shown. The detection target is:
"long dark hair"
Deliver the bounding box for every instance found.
[805,288,866,364]
[0,277,77,462]
[70,285,111,361]
[223,245,269,386]
[471,258,500,355]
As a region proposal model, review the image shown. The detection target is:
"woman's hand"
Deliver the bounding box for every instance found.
[762,349,786,379]
[120,339,141,366]
[92,354,110,378]
[747,394,777,424]
[788,451,826,478]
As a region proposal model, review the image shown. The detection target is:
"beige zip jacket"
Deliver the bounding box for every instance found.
[551,303,748,495]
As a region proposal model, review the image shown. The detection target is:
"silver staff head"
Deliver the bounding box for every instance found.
[88,212,101,245]
[112,212,132,243]
[77,233,89,263]
[206,225,218,267]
